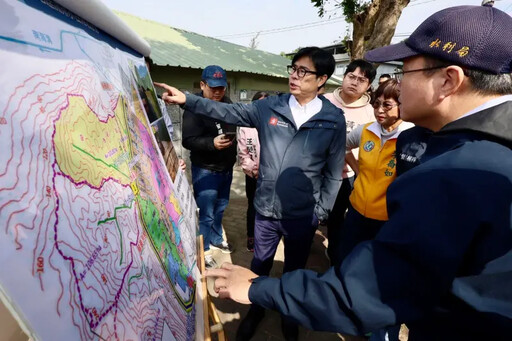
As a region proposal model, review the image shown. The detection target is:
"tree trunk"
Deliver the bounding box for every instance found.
[350,0,410,60]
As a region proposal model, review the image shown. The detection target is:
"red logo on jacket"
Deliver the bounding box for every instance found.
[269,117,278,126]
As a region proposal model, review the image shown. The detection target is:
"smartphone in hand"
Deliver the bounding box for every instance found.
[224,131,236,141]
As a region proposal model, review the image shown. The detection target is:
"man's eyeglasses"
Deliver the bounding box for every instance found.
[372,100,398,111]
[287,65,319,78]
[345,73,369,85]
[393,65,448,77]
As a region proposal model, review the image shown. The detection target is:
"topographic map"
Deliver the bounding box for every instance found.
[0,1,198,340]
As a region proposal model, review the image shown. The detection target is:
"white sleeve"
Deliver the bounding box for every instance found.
[346,124,365,150]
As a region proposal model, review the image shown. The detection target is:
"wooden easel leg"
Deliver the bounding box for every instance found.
[197,235,211,341]
[208,295,225,341]
[197,235,225,341]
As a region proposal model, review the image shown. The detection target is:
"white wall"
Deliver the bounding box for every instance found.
[333,60,403,88]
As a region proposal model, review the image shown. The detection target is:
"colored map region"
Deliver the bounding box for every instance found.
[0,1,197,340]
[54,95,131,188]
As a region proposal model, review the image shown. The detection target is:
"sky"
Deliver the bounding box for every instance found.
[102,0,512,55]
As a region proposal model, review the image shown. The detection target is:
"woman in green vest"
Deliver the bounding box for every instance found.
[333,79,413,266]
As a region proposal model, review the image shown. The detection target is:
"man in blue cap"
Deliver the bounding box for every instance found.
[182,65,236,268]
[203,4,512,340]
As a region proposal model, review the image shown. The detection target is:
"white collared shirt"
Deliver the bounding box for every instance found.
[458,95,512,120]
[288,95,323,128]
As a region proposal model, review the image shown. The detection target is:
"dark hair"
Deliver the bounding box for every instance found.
[345,59,376,83]
[423,57,512,96]
[379,74,391,79]
[373,79,400,102]
[291,47,335,89]
[252,91,269,102]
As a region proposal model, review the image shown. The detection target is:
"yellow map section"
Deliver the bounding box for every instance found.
[169,192,183,216]
[130,87,150,131]
[55,95,131,187]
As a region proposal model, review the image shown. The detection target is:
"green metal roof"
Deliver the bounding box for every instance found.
[114,11,292,79]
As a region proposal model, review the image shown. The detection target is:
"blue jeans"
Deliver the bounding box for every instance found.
[192,165,233,251]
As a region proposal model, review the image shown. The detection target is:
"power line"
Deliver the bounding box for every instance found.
[409,0,437,4]
[214,17,345,39]
[324,0,437,12]
[408,0,439,7]
[216,0,474,42]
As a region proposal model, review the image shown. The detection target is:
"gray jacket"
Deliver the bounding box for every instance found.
[184,93,346,221]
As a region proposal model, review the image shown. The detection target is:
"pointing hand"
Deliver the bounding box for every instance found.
[154,82,186,105]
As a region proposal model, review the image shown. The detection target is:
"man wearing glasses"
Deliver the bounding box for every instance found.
[157,46,346,340]
[323,59,376,266]
[204,4,512,340]
[181,65,237,269]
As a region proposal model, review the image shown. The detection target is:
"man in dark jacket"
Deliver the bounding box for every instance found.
[182,65,237,268]
[157,47,346,340]
[204,5,512,340]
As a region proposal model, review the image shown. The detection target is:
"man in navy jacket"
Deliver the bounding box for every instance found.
[157,47,346,340]
[204,5,512,340]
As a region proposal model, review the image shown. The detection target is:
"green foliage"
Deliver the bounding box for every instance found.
[280,47,301,60]
[341,1,371,22]
[341,27,352,53]
[311,0,371,22]
[311,0,326,17]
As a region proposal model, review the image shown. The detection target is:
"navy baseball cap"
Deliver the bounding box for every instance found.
[365,5,512,74]
[201,65,227,87]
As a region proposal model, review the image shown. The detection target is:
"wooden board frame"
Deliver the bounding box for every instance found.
[197,235,225,341]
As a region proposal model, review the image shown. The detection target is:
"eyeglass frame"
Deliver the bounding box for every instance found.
[392,65,449,77]
[372,99,399,111]
[344,72,370,85]
[287,65,320,79]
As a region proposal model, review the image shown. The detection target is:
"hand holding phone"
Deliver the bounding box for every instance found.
[214,133,234,150]
[224,131,236,141]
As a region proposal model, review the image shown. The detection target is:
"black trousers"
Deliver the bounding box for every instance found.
[326,176,354,264]
[336,203,386,266]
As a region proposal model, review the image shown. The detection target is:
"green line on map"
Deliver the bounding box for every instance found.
[72,143,130,179]
[97,201,134,265]
[128,263,145,300]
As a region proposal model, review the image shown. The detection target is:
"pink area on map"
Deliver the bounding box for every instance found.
[136,119,181,226]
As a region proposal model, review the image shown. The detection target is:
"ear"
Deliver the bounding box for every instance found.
[200,81,207,91]
[437,66,465,100]
[317,74,328,88]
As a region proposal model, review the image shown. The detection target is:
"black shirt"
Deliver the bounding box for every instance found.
[182,92,237,172]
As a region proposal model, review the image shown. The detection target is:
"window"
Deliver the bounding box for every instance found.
[335,64,346,76]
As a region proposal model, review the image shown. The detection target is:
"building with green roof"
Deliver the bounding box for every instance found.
[115,11,341,101]
[115,11,342,161]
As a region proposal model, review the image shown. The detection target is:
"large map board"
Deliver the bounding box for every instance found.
[0,1,198,340]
